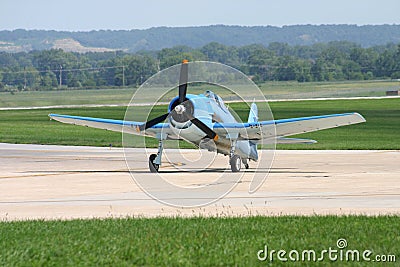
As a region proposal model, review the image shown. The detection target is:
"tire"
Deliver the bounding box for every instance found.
[230,155,241,172]
[149,154,159,173]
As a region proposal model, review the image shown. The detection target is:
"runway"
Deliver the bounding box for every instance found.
[1,143,399,220]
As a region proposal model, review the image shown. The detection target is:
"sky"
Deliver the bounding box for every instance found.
[1,0,399,31]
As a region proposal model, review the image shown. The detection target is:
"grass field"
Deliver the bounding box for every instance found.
[260,79,400,99]
[0,88,135,108]
[1,80,399,108]
[0,98,399,149]
[0,216,398,266]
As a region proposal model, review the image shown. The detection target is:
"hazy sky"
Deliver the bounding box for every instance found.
[1,0,399,31]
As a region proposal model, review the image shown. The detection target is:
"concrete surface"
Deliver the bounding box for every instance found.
[0,143,399,220]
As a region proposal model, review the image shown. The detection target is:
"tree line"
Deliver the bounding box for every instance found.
[3,25,400,51]
[1,41,400,91]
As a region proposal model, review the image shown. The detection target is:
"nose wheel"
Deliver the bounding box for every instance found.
[149,154,159,173]
[149,139,164,173]
[230,154,242,172]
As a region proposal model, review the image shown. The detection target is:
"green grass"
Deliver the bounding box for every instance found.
[0,98,399,149]
[1,80,399,108]
[0,106,126,147]
[0,216,398,266]
[259,80,400,99]
[269,98,400,150]
[0,88,135,108]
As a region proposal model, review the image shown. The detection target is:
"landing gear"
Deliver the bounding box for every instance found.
[148,154,159,173]
[149,139,164,173]
[228,138,249,172]
[230,154,242,172]
[229,139,241,172]
[242,158,249,169]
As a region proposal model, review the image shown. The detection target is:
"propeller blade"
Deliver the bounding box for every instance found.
[137,113,169,131]
[178,60,189,103]
[190,117,219,141]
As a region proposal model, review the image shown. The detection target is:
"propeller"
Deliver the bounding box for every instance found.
[178,59,188,103]
[189,117,218,141]
[137,60,218,141]
[137,113,169,131]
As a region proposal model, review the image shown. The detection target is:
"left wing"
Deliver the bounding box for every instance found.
[213,112,366,141]
[48,114,179,139]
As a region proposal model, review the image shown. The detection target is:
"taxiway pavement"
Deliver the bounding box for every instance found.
[1,143,399,220]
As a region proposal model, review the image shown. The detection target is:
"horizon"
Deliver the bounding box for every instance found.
[1,0,399,31]
[2,23,400,32]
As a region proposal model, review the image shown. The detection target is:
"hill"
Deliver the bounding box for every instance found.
[1,24,400,53]
[51,38,117,53]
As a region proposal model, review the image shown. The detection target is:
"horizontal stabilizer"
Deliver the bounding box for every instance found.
[276,137,317,144]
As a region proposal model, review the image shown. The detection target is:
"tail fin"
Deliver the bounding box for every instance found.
[247,102,259,161]
[247,102,258,123]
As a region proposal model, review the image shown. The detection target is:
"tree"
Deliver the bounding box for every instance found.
[124,55,158,86]
[246,47,276,81]
[268,42,292,56]
[24,66,40,89]
[158,46,206,69]
[200,42,239,65]
[40,72,58,89]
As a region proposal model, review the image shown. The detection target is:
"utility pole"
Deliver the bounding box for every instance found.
[23,67,27,90]
[122,65,125,87]
[59,65,62,88]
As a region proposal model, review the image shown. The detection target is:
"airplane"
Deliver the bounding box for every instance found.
[49,60,366,173]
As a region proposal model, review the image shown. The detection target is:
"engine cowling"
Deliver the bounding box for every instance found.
[168,94,213,142]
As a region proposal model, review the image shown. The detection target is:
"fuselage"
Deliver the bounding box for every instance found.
[167,90,258,161]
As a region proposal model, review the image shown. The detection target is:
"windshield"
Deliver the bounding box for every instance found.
[205,90,228,112]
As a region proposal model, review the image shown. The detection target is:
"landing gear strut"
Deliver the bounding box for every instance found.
[242,158,249,169]
[149,139,164,173]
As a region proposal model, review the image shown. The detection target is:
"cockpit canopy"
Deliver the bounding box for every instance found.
[205,90,228,112]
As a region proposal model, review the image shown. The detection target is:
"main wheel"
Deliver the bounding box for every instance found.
[230,155,241,172]
[149,154,159,173]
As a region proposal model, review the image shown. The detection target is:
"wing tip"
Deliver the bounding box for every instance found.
[352,112,366,123]
[48,113,57,120]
